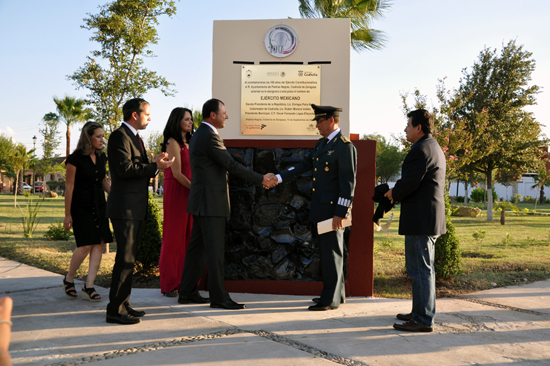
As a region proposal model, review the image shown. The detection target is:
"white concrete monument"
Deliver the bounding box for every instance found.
[212,18,351,139]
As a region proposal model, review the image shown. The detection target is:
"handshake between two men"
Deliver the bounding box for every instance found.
[262,173,279,189]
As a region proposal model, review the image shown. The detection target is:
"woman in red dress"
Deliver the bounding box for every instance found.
[159,108,194,296]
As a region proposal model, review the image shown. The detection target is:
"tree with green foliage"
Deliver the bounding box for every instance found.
[44,96,90,158]
[38,112,63,188]
[40,113,62,160]
[495,168,521,201]
[298,0,390,51]
[532,166,550,210]
[144,130,163,192]
[456,40,547,221]
[68,0,178,135]
[5,144,37,207]
[192,110,203,131]
[0,134,15,172]
[362,133,404,183]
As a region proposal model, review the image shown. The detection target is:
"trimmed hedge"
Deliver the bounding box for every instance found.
[136,191,163,272]
[435,194,462,280]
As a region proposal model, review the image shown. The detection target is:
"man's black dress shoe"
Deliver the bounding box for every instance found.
[393,320,433,333]
[396,312,413,321]
[210,299,246,310]
[312,297,345,304]
[308,303,338,311]
[126,308,146,318]
[106,313,141,325]
[178,292,210,304]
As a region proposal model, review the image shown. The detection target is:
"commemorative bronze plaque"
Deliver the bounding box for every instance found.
[241,65,321,135]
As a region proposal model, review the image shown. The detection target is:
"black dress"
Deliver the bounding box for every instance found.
[66,150,113,247]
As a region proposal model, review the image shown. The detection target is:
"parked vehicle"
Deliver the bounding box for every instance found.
[34,181,46,193]
[22,183,32,191]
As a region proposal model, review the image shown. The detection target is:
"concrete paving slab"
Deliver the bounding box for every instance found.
[0,258,71,293]
[8,286,230,366]
[177,293,550,366]
[465,278,550,315]
[3,256,550,366]
[89,332,336,366]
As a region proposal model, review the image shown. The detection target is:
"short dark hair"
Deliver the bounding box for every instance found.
[407,109,434,135]
[123,98,149,122]
[202,98,223,120]
[161,107,194,152]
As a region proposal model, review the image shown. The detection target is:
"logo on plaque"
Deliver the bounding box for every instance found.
[264,24,298,58]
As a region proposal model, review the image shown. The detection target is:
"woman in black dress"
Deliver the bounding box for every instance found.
[62,122,113,301]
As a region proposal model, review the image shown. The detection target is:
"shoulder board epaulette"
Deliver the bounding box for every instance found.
[318,136,324,140]
[340,135,351,143]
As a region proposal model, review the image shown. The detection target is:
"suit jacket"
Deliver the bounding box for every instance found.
[106,123,158,221]
[392,134,446,236]
[187,123,264,218]
[280,131,357,223]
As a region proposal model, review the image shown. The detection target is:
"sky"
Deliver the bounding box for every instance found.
[1,0,549,157]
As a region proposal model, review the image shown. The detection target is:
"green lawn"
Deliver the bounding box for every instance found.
[1,193,549,298]
[374,203,550,298]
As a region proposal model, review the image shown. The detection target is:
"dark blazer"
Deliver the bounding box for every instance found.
[187,123,263,217]
[392,134,446,236]
[106,123,157,221]
[280,131,357,223]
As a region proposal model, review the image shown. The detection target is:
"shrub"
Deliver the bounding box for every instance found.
[44,220,73,241]
[494,202,519,212]
[512,194,522,203]
[472,229,486,242]
[136,191,163,272]
[456,196,464,203]
[470,187,498,202]
[523,196,534,203]
[435,194,462,280]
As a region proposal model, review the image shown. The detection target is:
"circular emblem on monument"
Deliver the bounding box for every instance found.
[264,24,298,58]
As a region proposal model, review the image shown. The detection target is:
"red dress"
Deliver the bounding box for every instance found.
[159,143,193,293]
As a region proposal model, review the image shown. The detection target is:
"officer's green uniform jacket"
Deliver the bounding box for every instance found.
[280,130,357,223]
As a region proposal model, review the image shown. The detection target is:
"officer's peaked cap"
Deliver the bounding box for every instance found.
[311,104,343,121]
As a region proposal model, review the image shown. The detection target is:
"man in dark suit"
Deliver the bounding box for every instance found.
[385,109,446,332]
[275,104,357,311]
[178,98,276,310]
[106,98,174,325]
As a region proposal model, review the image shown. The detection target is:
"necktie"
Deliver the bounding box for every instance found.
[323,138,329,147]
[136,133,145,155]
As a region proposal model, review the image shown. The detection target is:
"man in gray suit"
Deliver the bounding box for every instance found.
[106,98,174,325]
[178,98,276,310]
[385,109,446,332]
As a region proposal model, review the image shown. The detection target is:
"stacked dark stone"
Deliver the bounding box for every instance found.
[225,147,331,282]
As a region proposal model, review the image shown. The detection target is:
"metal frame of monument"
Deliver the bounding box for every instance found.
[206,18,376,297]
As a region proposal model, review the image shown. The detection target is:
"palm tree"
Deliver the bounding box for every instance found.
[298,0,391,52]
[45,96,90,158]
[8,144,37,207]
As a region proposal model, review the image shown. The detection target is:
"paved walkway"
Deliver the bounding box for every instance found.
[2,257,550,366]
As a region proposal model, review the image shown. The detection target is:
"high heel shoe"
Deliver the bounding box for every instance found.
[63,276,77,300]
[82,284,101,302]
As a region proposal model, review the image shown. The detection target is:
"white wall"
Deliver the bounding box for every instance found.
[448,177,540,201]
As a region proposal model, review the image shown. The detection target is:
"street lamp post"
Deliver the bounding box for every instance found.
[32,135,37,194]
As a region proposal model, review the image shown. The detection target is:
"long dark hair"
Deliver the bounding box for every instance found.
[161,107,194,152]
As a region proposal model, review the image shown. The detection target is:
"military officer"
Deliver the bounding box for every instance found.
[275,104,357,310]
